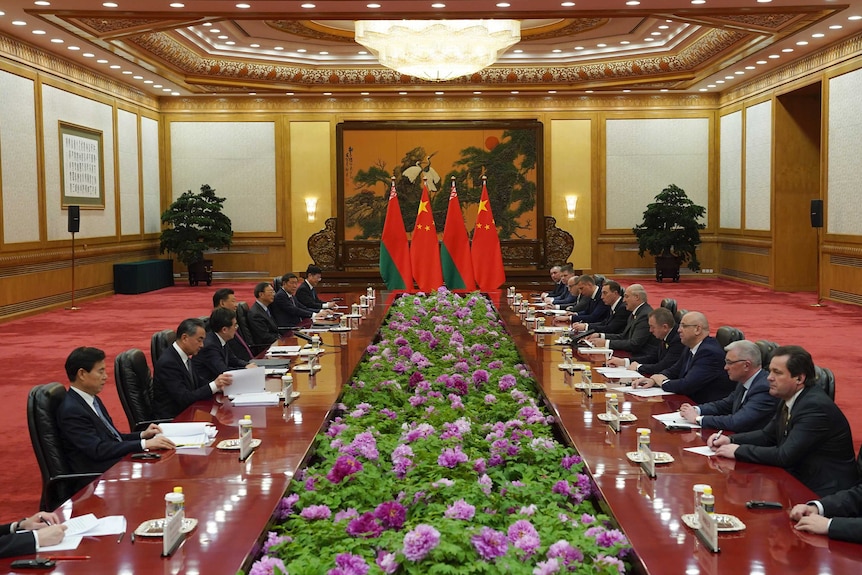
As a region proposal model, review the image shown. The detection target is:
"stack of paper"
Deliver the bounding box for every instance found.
[596,367,642,379]
[231,392,280,406]
[652,412,702,429]
[38,514,127,552]
[609,386,675,397]
[159,422,218,447]
[267,345,301,357]
[577,347,613,355]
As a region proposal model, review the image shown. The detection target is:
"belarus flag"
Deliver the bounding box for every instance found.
[440,177,476,290]
[379,177,413,290]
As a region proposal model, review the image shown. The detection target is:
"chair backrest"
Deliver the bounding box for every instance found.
[715,326,744,349]
[150,329,176,364]
[755,340,780,369]
[27,383,72,510]
[236,301,253,346]
[273,276,283,292]
[660,298,682,324]
[114,349,154,431]
[813,365,836,401]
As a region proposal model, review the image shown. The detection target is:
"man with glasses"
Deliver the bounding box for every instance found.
[192,307,257,386]
[678,340,778,431]
[632,311,734,403]
[247,281,279,355]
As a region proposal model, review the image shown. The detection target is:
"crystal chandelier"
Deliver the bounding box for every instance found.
[354,20,521,82]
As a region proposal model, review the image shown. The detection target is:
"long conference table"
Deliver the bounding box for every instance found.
[4,291,862,574]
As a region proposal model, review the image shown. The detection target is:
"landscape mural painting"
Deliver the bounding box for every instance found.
[337,121,542,245]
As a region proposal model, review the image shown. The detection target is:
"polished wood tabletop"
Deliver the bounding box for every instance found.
[4,290,860,574]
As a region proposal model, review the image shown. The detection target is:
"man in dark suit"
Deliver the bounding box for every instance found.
[633,311,735,403]
[558,274,607,322]
[679,339,779,432]
[791,471,862,543]
[296,265,335,312]
[710,345,858,497]
[541,265,566,300]
[57,347,175,474]
[589,283,654,355]
[1,512,66,558]
[572,280,629,335]
[246,282,279,355]
[607,307,683,376]
[270,273,332,335]
[548,265,577,308]
[213,288,254,361]
[193,308,256,386]
[152,319,232,420]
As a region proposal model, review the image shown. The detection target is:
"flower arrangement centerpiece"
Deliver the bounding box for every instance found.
[249,288,631,575]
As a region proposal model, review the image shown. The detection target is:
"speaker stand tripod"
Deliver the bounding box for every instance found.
[811,226,826,308]
[65,231,79,311]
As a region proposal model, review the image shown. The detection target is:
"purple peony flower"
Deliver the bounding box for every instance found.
[498,374,517,390]
[488,360,503,370]
[249,555,287,575]
[471,526,509,560]
[274,493,300,519]
[402,524,440,562]
[594,528,628,549]
[484,394,497,404]
[445,499,476,520]
[408,394,427,407]
[472,369,489,384]
[374,501,406,530]
[532,558,561,575]
[547,540,584,566]
[346,512,383,538]
[580,513,597,525]
[508,520,539,545]
[334,508,359,522]
[595,554,626,574]
[438,446,469,468]
[329,553,369,575]
[473,458,486,474]
[262,531,292,554]
[561,454,582,470]
[300,504,331,520]
[327,455,363,483]
[376,550,399,574]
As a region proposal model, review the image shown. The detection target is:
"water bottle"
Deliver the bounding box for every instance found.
[311,334,321,352]
[637,429,651,457]
[701,487,715,514]
[165,486,184,519]
[583,367,593,385]
[281,373,293,398]
[606,393,618,416]
[239,415,253,441]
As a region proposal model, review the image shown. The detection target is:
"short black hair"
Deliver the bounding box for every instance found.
[604,280,622,294]
[65,347,106,382]
[771,345,815,386]
[213,288,234,308]
[176,317,206,339]
[254,282,272,298]
[306,264,322,276]
[281,272,299,284]
[210,307,237,333]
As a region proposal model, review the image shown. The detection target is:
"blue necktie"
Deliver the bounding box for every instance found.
[93,398,122,441]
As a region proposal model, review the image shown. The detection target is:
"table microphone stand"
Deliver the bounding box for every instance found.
[66,230,79,311]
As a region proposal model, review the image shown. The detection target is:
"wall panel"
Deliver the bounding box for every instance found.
[744,101,772,231]
[827,67,862,236]
[117,108,140,236]
[0,69,39,244]
[719,111,742,229]
[141,116,161,235]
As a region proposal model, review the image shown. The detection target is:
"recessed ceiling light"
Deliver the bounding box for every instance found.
[12,21,28,26]
[829,25,843,30]
[435,91,444,95]
[133,75,143,79]
[123,70,133,75]
[715,80,725,84]
[623,89,631,93]
[110,64,121,69]
[620,40,630,45]
[97,59,108,63]
[401,91,409,95]
[552,49,562,53]
[144,80,153,84]
[248,92,256,95]
[297,48,307,53]
[660,89,668,92]
[724,76,734,80]
[301,2,315,7]
[626,1,640,5]
[169,2,184,7]
[360,92,370,95]
[274,46,284,50]
[431,3,446,8]
[734,71,744,75]
[83,53,95,58]
[103,2,118,6]
[51,38,64,43]
[645,38,655,41]
[319,51,329,55]
[218,35,229,40]
[367,3,381,7]
[67,46,80,51]
[796,41,808,46]
[153,84,163,88]
[699,88,708,92]
[574,46,584,50]
[849,16,862,21]
[811,33,825,38]
[782,48,793,52]
[497,2,511,7]
[510,90,519,94]
[757,0,772,3]
[658,25,669,30]
[162,88,172,91]
[597,43,607,47]
[744,66,755,70]
[755,60,766,65]
[358,51,368,55]
[32,30,46,35]
[171,92,179,96]
[203,22,212,26]
[651,32,661,36]
[561,1,575,6]
[209,29,221,33]
[286,92,294,95]
[225,41,236,45]
[768,54,779,59]
[34,1,51,5]
[585,90,593,93]
[691,0,706,4]
[250,43,260,47]
[513,49,523,53]
[548,90,557,93]
[323,92,332,95]
[236,3,251,7]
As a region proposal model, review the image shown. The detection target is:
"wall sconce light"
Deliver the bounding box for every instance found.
[565,195,577,221]
[305,197,317,222]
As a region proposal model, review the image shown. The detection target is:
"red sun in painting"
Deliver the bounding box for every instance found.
[485,136,499,151]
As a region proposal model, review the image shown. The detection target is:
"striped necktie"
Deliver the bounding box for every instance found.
[93,398,122,441]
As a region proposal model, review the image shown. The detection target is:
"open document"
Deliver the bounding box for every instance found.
[652,412,702,429]
[159,422,218,447]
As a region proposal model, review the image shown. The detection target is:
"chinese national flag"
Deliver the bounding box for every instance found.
[379,178,413,290]
[440,178,476,290]
[471,178,506,290]
[410,181,444,292]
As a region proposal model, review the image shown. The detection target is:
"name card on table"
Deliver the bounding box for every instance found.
[161,509,185,557]
[694,507,720,553]
[606,402,621,434]
[639,446,656,479]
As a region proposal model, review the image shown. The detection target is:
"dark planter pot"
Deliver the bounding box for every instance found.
[655,254,682,283]
[188,259,213,286]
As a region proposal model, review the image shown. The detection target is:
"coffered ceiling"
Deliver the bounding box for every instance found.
[1,1,861,97]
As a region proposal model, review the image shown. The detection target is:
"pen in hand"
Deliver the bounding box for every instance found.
[710,429,724,450]
[40,515,52,526]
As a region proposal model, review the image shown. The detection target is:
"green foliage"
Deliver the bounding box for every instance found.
[159,184,233,267]
[632,183,706,271]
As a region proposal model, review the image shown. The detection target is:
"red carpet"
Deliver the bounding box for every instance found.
[1,279,859,521]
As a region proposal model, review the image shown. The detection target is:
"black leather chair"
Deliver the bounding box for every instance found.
[115,349,171,431]
[236,301,254,349]
[755,340,779,368]
[27,383,100,511]
[273,276,283,292]
[715,326,744,349]
[813,365,836,401]
[150,329,176,365]
[660,298,681,324]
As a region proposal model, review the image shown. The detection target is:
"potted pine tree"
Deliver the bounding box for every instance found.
[632,184,706,282]
[159,184,233,286]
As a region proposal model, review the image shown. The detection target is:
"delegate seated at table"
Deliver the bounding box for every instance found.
[57,347,175,474]
[709,345,858,497]
[790,478,862,543]
[606,307,683,376]
[678,339,778,432]
[192,307,257,386]
[0,512,66,558]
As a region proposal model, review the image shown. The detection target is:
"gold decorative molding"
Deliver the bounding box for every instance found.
[823,243,862,258]
[0,32,159,109]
